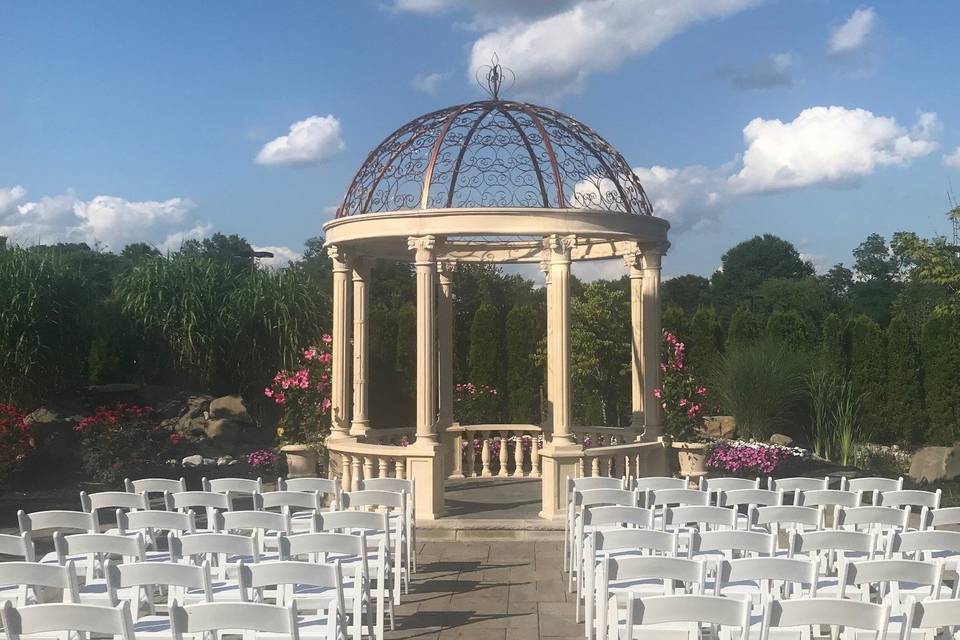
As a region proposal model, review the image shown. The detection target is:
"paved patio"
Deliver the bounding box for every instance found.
[388,540,580,640]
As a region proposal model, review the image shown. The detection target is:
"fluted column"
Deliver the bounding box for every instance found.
[350,258,370,437]
[539,258,552,437]
[409,236,438,444]
[641,245,666,441]
[545,234,575,445]
[625,249,644,438]
[437,259,456,431]
[328,245,352,439]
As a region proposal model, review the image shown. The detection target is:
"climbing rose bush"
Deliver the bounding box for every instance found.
[0,404,32,481]
[266,335,333,445]
[706,440,808,476]
[655,330,712,441]
[454,382,499,425]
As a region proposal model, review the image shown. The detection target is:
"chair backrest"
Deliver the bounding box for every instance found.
[574,488,638,509]
[118,509,196,536]
[646,488,709,508]
[715,557,818,598]
[887,530,960,559]
[844,476,902,495]
[769,477,829,493]
[879,489,941,510]
[621,593,751,632]
[791,530,876,564]
[17,509,97,536]
[0,601,136,640]
[106,559,213,605]
[750,505,822,533]
[903,597,960,634]
[282,477,340,496]
[238,559,345,626]
[202,477,263,494]
[169,600,299,639]
[170,491,231,511]
[357,478,413,496]
[690,530,776,558]
[315,511,391,545]
[125,477,187,496]
[257,490,321,513]
[581,505,654,529]
[172,532,258,561]
[797,489,861,509]
[341,489,404,511]
[702,477,761,492]
[0,561,80,603]
[0,532,35,561]
[835,506,909,534]
[927,506,960,529]
[840,558,942,604]
[569,476,625,495]
[631,476,687,492]
[719,488,784,509]
[220,510,289,535]
[760,598,890,640]
[81,491,149,515]
[605,555,706,593]
[55,532,146,563]
[281,531,367,560]
[663,505,737,531]
[593,529,678,556]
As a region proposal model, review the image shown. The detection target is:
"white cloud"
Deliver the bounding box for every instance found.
[256,115,345,167]
[0,185,26,214]
[729,107,938,194]
[720,52,796,90]
[469,0,761,99]
[412,72,448,95]
[252,245,302,269]
[829,7,876,54]
[0,188,211,251]
[632,164,731,232]
[944,147,960,169]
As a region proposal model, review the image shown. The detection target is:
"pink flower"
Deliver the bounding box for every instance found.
[321,398,332,413]
[318,352,332,365]
[264,387,273,398]
[321,334,333,344]
[679,398,688,407]
[653,388,662,399]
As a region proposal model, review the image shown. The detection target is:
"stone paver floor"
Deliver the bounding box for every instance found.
[388,541,580,640]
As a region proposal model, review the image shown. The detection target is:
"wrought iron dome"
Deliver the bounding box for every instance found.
[336,96,654,218]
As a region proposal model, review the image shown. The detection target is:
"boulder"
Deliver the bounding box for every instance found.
[182,454,203,467]
[701,416,736,439]
[209,395,250,422]
[769,433,794,447]
[909,446,960,483]
[205,418,243,443]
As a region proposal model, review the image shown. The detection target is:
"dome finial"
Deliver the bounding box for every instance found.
[476,53,515,100]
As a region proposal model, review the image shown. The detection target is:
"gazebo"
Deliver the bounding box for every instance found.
[322,63,672,520]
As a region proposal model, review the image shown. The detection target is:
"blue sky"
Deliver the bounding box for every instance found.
[2,0,959,278]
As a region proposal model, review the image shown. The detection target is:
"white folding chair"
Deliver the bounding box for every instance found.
[220,510,288,560]
[922,506,960,530]
[203,476,264,495]
[632,477,688,493]
[81,491,149,535]
[54,532,146,598]
[341,490,409,597]
[169,599,300,640]
[125,477,187,509]
[357,478,417,573]
[281,532,378,640]
[701,477,761,506]
[170,532,256,602]
[570,489,641,591]
[0,600,136,640]
[566,477,629,573]
[0,561,80,607]
[714,556,818,606]
[611,592,750,640]
[835,505,910,536]
[902,597,960,639]
[749,505,823,547]
[663,505,737,534]
[769,477,830,494]
[170,491,231,532]
[17,510,99,571]
[116,509,197,562]
[879,489,941,511]
[887,529,960,572]
[258,490,322,535]
[282,477,342,510]
[689,530,776,565]
[759,597,890,640]
[797,490,862,529]
[239,560,349,640]
[788,530,876,596]
[842,476,902,506]
[720,489,784,531]
[105,559,213,637]
[0,532,35,562]
[839,558,947,615]
[646,489,709,545]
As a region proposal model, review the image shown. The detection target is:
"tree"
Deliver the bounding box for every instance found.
[468,301,505,420]
[686,306,722,378]
[726,306,762,352]
[710,234,814,308]
[822,263,854,301]
[394,303,417,399]
[663,275,711,314]
[819,312,846,375]
[846,314,888,441]
[921,309,960,445]
[662,305,686,340]
[853,233,900,282]
[759,276,837,331]
[505,305,542,424]
[766,310,809,352]
[885,313,925,444]
[120,242,161,263]
[893,230,960,303]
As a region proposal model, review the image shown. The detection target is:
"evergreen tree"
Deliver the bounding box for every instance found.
[468,301,505,420]
[846,314,888,441]
[766,310,809,351]
[394,303,417,399]
[921,310,960,445]
[662,305,686,340]
[885,313,925,444]
[686,306,722,378]
[505,304,542,424]
[819,312,846,374]
[726,306,762,351]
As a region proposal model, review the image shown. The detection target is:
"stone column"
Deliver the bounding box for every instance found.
[539,259,553,437]
[625,250,644,438]
[350,258,370,437]
[539,234,582,520]
[641,245,666,442]
[437,259,456,431]
[328,245,352,440]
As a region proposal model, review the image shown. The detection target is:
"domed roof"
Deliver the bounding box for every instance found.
[336,99,654,218]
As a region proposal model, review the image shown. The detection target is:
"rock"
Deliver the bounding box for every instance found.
[206,418,243,442]
[909,446,960,483]
[182,455,203,467]
[769,433,794,447]
[216,456,234,466]
[209,395,250,422]
[202,458,216,466]
[26,403,83,431]
[701,416,736,439]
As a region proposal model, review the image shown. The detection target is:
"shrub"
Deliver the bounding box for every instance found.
[468,301,505,421]
[711,340,806,441]
[726,306,762,352]
[921,309,960,445]
[74,404,181,485]
[706,440,809,477]
[655,330,710,441]
[0,404,32,483]
[455,383,499,425]
[885,313,925,444]
[807,368,839,460]
[766,310,809,351]
[846,314,887,441]
[818,312,846,375]
[266,338,333,445]
[686,306,722,379]
[833,377,868,466]
[505,305,542,424]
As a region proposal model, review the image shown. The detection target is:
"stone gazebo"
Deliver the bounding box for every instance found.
[323,68,671,520]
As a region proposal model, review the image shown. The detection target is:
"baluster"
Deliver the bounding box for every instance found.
[464,430,476,477]
[363,457,374,483]
[513,433,524,477]
[591,457,600,477]
[530,436,541,478]
[498,433,509,478]
[578,457,585,478]
[396,457,406,480]
[451,431,464,478]
[607,455,615,477]
[351,456,362,492]
[481,433,492,477]
[378,457,388,479]
[624,455,630,480]
[341,453,352,491]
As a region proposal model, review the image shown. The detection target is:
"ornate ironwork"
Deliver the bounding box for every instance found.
[336,100,654,218]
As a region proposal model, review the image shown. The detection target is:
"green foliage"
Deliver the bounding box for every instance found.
[686,306,722,378]
[712,340,807,441]
[807,368,838,459]
[726,306,761,351]
[662,275,710,314]
[759,277,837,331]
[921,309,960,444]
[394,303,417,399]
[833,377,868,466]
[885,313,925,444]
[819,313,846,375]
[505,305,542,424]
[710,234,814,309]
[662,305,686,339]
[467,301,505,420]
[765,310,809,352]
[846,314,887,439]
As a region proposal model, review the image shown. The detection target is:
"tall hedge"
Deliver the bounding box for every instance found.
[726,306,762,351]
[819,312,846,374]
[846,314,888,440]
[766,310,809,351]
[468,301,505,419]
[394,303,417,399]
[687,306,722,378]
[505,304,542,424]
[662,305,686,339]
[921,309,960,445]
[885,313,926,444]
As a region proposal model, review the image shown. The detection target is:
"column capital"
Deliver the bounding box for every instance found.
[408,235,436,264]
[543,234,577,262]
[327,244,351,271]
[437,258,458,283]
[624,246,644,275]
[640,242,669,269]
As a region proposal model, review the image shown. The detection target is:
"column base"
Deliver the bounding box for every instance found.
[348,421,370,437]
[406,440,445,521]
[538,442,584,520]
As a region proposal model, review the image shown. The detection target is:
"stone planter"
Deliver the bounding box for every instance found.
[281,444,318,478]
[673,441,708,479]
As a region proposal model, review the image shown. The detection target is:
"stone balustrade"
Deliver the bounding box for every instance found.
[445,424,543,479]
[326,439,414,492]
[579,440,671,479]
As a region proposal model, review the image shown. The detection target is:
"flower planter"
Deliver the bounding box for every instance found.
[281,444,318,478]
[673,441,708,478]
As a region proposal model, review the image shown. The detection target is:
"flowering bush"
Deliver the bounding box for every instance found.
[266,335,333,445]
[74,403,183,485]
[0,404,32,481]
[706,439,809,477]
[454,382,499,425]
[247,448,279,471]
[655,330,712,441]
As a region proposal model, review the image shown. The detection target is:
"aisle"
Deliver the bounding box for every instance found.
[388,541,580,639]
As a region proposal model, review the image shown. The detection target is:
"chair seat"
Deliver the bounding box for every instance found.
[183,580,243,603]
[257,613,335,640]
[131,615,174,639]
[76,579,111,603]
[0,583,24,606]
